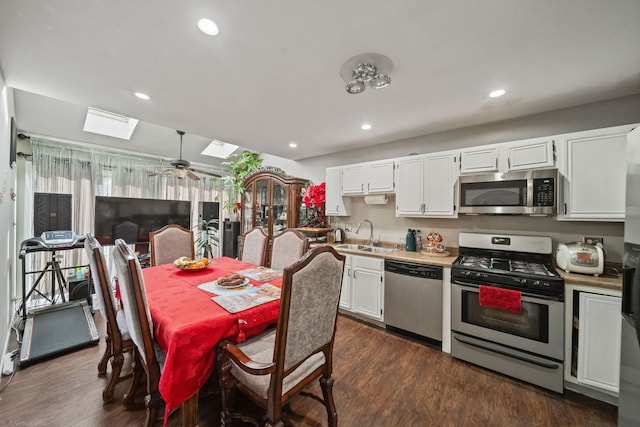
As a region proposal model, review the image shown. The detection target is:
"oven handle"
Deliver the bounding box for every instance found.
[452,280,563,302]
[453,335,561,370]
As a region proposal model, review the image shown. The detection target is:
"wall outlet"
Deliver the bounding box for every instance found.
[583,236,604,246]
[345,224,351,232]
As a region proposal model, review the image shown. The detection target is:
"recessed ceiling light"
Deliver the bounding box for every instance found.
[134,92,150,100]
[197,18,219,36]
[289,142,298,148]
[361,123,372,130]
[489,89,506,98]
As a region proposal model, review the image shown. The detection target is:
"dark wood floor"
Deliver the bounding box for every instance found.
[0,313,617,427]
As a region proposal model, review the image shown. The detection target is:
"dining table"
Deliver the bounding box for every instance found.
[141,257,284,426]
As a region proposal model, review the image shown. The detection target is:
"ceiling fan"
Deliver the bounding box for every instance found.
[150,130,203,181]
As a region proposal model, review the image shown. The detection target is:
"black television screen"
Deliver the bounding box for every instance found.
[94,196,191,245]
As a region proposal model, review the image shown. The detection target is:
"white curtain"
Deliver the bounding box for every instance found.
[23,138,223,306]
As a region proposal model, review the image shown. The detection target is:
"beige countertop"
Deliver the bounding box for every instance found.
[326,240,623,291]
[327,241,458,268]
[557,269,622,291]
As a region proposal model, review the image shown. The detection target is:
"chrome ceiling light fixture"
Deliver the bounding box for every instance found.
[340,53,393,94]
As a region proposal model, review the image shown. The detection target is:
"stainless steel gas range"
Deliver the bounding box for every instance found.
[451,233,565,393]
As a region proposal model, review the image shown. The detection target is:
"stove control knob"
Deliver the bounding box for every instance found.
[532,280,541,287]
[514,278,527,285]
[480,273,489,279]
[461,271,470,276]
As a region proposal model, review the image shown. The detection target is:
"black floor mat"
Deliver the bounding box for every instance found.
[20,301,99,367]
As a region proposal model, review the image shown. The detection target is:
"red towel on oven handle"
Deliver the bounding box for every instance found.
[479,285,522,313]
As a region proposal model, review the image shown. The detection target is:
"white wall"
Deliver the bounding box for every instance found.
[0,69,17,371]
[264,95,640,263]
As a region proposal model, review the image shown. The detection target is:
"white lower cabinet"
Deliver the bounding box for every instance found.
[340,255,384,322]
[339,255,352,310]
[564,284,622,399]
[577,292,622,393]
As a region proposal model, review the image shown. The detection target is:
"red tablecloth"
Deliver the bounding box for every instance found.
[142,257,282,423]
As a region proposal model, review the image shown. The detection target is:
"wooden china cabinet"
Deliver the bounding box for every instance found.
[240,166,308,239]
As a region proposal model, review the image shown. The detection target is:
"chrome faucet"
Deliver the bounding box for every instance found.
[355,219,374,247]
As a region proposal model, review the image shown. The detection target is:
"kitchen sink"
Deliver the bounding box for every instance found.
[333,244,395,254]
[333,244,368,251]
[359,246,395,254]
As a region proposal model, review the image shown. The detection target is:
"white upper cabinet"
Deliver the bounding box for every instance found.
[557,124,637,221]
[424,152,458,216]
[504,137,555,171]
[459,145,499,174]
[325,167,350,216]
[366,160,395,194]
[460,138,555,174]
[396,151,458,218]
[395,155,424,216]
[341,164,366,195]
[341,160,395,195]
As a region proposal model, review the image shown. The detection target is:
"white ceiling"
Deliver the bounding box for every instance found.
[1,0,639,167]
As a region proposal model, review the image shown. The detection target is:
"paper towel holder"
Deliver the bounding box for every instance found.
[364,194,388,205]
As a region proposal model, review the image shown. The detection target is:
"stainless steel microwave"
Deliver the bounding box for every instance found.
[458,168,559,215]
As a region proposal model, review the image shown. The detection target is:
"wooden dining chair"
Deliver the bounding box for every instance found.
[112,238,165,427]
[84,234,134,403]
[149,224,194,266]
[218,246,346,427]
[238,227,268,266]
[269,229,309,271]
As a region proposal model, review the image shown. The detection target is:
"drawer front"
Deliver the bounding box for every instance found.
[352,255,383,271]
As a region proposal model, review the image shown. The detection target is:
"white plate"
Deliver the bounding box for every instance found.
[214,278,250,290]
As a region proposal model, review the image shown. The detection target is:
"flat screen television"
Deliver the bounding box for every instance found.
[94,196,191,245]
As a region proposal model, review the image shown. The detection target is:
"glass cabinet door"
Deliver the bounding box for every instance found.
[256,179,269,234]
[273,181,288,236]
[242,184,254,232]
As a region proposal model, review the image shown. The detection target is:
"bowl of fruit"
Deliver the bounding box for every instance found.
[173,256,213,272]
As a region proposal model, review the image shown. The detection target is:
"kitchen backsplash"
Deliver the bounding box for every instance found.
[330,195,624,262]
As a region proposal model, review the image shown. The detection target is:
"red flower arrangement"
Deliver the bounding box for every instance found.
[302,182,326,227]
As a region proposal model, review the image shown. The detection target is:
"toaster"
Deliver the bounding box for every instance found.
[556,242,604,276]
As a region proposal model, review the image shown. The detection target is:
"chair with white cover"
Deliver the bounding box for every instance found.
[239,227,268,266]
[218,246,346,427]
[149,224,194,266]
[112,238,165,426]
[269,229,309,271]
[84,234,134,403]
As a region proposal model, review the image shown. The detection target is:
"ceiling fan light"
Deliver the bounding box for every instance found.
[346,80,366,94]
[171,168,189,179]
[370,74,391,89]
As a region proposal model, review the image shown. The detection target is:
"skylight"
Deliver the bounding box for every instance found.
[83,107,139,140]
[201,139,239,159]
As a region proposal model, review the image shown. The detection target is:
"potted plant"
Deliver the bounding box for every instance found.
[301,182,327,227]
[218,150,263,219]
[193,218,219,258]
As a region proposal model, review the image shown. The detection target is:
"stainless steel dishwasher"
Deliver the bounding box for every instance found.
[384,259,443,342]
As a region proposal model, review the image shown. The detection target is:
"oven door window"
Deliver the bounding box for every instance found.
[461,289,549,343]
[460,180,527,207]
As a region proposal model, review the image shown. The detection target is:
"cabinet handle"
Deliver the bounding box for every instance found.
[361,183,364,191]
[508,157,510,169]
[495,157,498,169]
[367,183,370,192]
[564,203,567,215]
